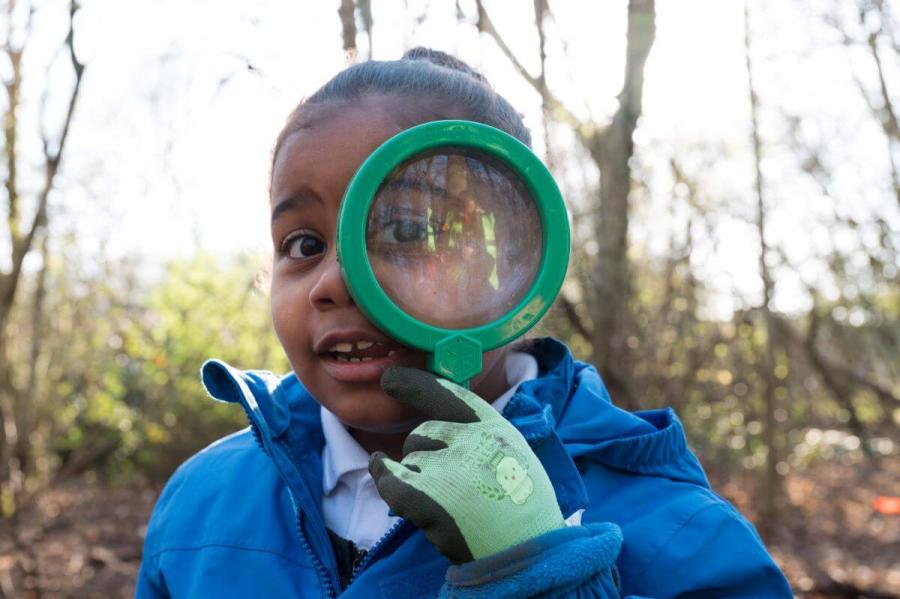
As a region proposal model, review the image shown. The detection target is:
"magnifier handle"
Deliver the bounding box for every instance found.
[428,334,483,386]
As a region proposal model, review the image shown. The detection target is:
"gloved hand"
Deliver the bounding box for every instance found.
[369,366,565,564]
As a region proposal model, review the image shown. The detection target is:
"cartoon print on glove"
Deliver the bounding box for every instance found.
[495,455,534,504]
[475,450,534,504]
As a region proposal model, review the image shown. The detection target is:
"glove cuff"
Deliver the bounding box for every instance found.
[442,522,622,599]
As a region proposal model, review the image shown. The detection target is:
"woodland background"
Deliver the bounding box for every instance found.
[0,0,898,597]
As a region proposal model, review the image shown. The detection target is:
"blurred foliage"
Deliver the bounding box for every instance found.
[540,250,898,485]
[15,250,286,489]
[20,238,892,493]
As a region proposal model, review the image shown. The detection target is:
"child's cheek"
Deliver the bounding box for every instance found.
[269,278,309,355]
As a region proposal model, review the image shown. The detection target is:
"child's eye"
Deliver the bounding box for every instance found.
[377,219,429,244]
[282,232,326,259]
[369,217,435,249]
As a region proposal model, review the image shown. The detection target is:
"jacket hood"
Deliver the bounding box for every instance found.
[509,338,709,487]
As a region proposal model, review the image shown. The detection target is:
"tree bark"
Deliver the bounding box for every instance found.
[588,0,656,410]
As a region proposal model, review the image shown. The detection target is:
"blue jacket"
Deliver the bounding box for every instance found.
[136,338,791,598]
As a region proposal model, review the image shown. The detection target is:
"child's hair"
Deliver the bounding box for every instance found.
[271,47,531,172]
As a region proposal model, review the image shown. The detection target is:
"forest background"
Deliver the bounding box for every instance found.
[0,0,897,597]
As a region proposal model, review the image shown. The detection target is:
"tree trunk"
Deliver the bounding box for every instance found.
[338,0,358,61]
[0,0,84,516]
[472,0,656,409]
[743,0,781,538]
[588,0,656,410]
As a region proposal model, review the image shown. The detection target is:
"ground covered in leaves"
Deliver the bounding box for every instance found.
[1,457,897,598]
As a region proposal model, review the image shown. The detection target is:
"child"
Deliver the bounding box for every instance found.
[136,48,792,598]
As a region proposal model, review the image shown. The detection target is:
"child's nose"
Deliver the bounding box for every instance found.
[309,251,354,311]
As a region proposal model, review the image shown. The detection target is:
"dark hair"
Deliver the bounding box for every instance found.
[271,48,531,172]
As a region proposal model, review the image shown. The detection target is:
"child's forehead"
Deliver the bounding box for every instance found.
[268,94,479,217]
[274,93,469,164]
[270,102,405,205]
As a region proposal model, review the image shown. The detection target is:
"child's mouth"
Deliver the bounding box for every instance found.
[326,340,399,362]
[319,339,411,383]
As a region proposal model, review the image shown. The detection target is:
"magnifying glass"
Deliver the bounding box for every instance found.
[337,121,569,385]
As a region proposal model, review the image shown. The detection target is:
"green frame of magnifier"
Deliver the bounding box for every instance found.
[337,120,569,384]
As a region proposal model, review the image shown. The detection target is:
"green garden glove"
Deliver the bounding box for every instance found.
[369,366,566,564]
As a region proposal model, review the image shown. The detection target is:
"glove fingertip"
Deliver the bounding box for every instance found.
[381,365,432,396]
[381,367,480,424]
[368,450,389,479]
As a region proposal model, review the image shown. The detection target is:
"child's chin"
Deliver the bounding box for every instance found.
[326,389,427,434]
[351,414,427,435]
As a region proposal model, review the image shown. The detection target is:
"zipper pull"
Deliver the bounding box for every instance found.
[351,547,368,576]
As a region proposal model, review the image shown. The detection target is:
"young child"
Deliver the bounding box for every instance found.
[136,48,792,598]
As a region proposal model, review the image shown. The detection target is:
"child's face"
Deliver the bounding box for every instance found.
[269,95,508,434]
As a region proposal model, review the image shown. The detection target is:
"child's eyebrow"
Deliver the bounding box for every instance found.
[381,178,450,199]
[271,191,320,223]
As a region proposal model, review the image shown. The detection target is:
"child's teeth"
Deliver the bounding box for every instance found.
[357,341,373,350]
[334,342,353,352]
[361,357,372,362]
[350,357,361,363]
[388,350,398,357]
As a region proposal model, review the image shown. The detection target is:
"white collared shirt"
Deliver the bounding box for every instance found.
[319,352,538,550]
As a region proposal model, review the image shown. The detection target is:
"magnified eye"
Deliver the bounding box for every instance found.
[388,219,428,243]
[284,233,326,259]
[369,216,434,249]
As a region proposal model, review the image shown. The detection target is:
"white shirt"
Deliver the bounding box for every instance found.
[319,352,539,550]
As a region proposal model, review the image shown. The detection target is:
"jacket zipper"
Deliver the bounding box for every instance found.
[238,405,268,457]
[296,508,337,599]
[350,546,368,578]
[347,518,410,586]
[239,412,338,599]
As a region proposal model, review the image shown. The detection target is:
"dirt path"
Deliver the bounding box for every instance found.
[1,458,897,598]
[0,484,159,598]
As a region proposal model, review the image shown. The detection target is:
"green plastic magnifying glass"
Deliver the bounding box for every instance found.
[337,120,569,385]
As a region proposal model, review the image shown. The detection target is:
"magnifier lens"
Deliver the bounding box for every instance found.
[366,149,543,330]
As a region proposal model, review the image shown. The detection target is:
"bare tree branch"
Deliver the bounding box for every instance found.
[358,0,373,60]
[865,30,900,205]
[2,0,84,331]
[558,293,592,339]
[545,5,599,124]
[0,0,84,512]
[2,0,30,248]
[828,1,900,205]
[473,0,586,139]
[533,0,554,169]
[338,0,358,62]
